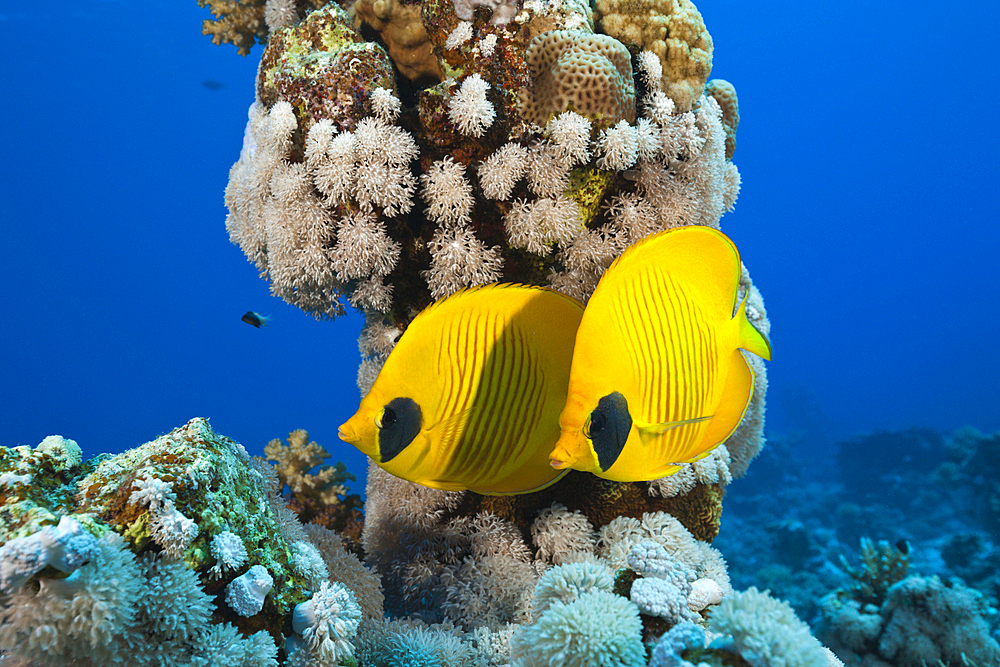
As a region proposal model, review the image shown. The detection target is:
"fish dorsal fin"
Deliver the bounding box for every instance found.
[411,282,585,327]
[603,226,742,319]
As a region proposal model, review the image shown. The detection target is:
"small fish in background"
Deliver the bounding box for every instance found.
[202,79,225,91]
[241,311,273,328]
[339,284,584,495]
[549,226,772,482]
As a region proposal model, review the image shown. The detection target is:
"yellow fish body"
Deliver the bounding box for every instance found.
[339,284,584,495]
[549,226,772,482]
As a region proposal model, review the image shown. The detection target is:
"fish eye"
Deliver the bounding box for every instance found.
[377,407,397,429]
[377,398,422,463]
[590,392,632,473]
[587,410,606,438]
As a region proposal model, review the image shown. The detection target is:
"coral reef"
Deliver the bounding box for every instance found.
[217,0,768,584]
[932,426,1000,535]
[0,419,378,666]
[87,0,875,662]
[713,424,1000,667]
[819,575,1000,667]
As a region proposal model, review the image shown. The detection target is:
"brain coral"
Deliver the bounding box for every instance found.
[520,29,636,128]
[595,0,713,110]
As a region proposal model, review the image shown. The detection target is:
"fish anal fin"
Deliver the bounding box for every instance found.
[702,349,755,450]
[671,445,719,466]
[477,468,570,496]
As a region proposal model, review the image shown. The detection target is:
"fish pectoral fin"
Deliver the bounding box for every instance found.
[427,405,476,440]
[635,415,713,435]
[634,415,713,446]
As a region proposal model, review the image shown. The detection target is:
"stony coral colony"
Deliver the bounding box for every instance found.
[219,0,753,337]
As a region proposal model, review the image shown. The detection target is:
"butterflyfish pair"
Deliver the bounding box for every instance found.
[338,284,583,495]
[549,225,772,481]
[339,226,771,493]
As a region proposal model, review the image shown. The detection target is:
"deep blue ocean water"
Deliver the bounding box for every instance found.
[2,0,998,493]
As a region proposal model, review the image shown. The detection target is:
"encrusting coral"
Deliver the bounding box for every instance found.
[0,419,377,666]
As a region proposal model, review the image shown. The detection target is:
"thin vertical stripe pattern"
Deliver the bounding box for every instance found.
[613,267,718,463]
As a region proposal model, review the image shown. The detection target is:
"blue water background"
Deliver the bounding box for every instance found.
[2,0,998,491]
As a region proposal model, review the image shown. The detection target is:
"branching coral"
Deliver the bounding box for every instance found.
[263,429,365,552]
[838,537,910,606]
[197,0,326,55]
[265,429,356,505]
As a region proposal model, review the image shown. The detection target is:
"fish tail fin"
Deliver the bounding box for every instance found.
[735,291,771,361]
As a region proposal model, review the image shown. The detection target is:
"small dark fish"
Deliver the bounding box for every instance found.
[242,311,272,328]
[202,79,226,91]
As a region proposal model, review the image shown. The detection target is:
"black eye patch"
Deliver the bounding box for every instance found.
[589,392,631,472]
[378,397,421,463]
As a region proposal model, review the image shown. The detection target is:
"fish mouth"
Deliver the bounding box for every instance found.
[337,425,356,444]
[548,443,576,470]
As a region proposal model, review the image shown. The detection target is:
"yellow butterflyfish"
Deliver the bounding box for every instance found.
[549,226,772,482]
[339,284,584,495]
